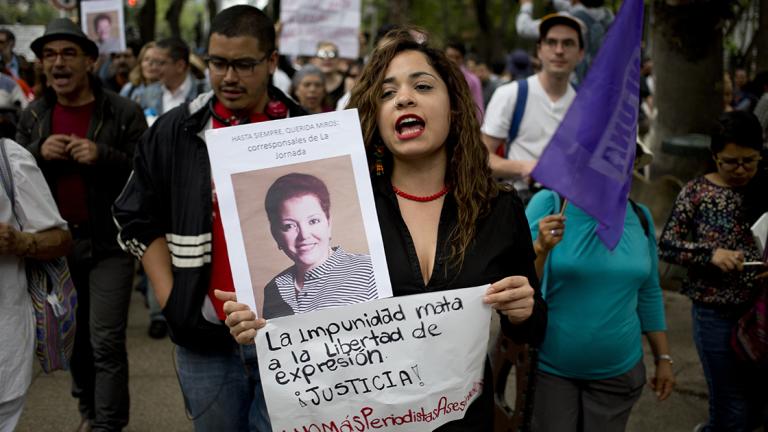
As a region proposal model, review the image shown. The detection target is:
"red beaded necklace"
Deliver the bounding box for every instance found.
[392,184,449,202]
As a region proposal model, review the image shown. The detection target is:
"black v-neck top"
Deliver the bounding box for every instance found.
[373,176,547,431]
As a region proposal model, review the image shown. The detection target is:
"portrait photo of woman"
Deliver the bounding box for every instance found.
[229,153,387,320]
[260,172,377,318]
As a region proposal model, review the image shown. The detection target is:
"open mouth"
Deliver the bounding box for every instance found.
[51,71,72,86]
[395,114,425,140]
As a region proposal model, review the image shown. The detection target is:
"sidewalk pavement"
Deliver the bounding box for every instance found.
[17,288,709,432]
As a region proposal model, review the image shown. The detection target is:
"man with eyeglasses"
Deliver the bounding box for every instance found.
[481,14,584,201]
[113,6,304,431]
[139,37,209,117]
[15,18,146,432]
[516,0,614,85]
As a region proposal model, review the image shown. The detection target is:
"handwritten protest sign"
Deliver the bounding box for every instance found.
[280,0,361,59]
[257,285,491,431]
[206,110,391,318]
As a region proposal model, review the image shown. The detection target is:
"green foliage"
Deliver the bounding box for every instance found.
[180,1,205,49]
[154,0,173,38]
[0,0,58,25]
[360,0,527,62]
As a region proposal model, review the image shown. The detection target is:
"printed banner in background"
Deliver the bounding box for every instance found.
[256,286,491,431]
[0,25,45,60]
[280,0,361,59]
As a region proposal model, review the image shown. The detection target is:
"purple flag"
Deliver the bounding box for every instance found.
[531,0,644,250]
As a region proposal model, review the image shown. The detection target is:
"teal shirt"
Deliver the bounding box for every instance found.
[526,190,666,380]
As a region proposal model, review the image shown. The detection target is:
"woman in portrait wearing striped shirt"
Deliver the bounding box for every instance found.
[260,173,377,319]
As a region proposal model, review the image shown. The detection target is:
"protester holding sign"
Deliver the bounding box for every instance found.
[659,111,768,432]
[219,31,546,431]
[261,173,376,319]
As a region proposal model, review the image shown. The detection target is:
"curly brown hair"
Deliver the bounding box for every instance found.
[347,32,499,268]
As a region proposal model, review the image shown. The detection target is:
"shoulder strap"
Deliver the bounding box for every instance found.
[504,78,529,158]
[0,139,22,228]
[629,199,650,237]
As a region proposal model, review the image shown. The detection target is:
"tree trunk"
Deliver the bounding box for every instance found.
[650,0,724,181]
[138,0,156,46]
[757,0,768,72]
[207,0,217,29]
[165,0,185,38]
[473,0,493,62]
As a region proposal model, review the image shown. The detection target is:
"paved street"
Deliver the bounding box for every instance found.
[17,286,710,432]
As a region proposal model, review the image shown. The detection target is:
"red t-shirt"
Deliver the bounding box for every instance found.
[208,101,270,320]
[51,102,94,224]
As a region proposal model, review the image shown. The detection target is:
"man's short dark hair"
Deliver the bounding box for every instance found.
[209,5,275,54]
[157,37,190,65]
[0,29,15,43]
[94,13,111,29]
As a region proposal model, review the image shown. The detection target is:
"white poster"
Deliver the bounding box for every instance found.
[80,0,126,54]
[280,0,360,59]
[206,110,392,319]
[0,24,45,61]
[257,285,491,431]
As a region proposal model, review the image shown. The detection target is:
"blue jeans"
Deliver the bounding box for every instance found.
[692,303,767,432]
[175,343,271,432]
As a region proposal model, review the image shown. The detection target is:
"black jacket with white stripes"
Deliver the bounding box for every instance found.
[113,87,305,353]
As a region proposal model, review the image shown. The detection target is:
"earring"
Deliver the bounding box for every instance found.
[374,144,385,176]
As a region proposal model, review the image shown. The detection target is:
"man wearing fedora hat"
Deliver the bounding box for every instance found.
[16,18,146,432]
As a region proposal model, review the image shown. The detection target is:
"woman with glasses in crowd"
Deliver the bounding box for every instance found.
[217,30,546,430]
[120,42,162,102]
[659,111,768,432]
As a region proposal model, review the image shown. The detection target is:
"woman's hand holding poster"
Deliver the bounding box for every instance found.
[206,110,492,431]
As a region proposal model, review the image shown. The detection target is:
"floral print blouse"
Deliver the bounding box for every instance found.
[659,176,762,306]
